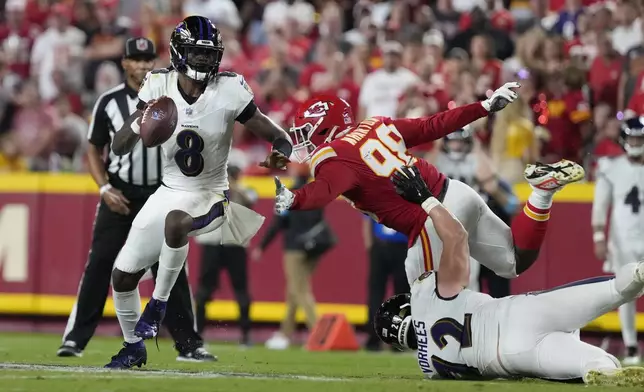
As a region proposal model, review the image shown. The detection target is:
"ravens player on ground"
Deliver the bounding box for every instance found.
[375,165,644,386]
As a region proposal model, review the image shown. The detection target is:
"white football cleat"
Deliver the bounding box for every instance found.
[584,366,644,386]
[265,332,290,350]
[524,159,585,192]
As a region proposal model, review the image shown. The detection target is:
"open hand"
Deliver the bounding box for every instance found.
[391,165,433,205]
[274,176,295,214]
[103,187,130,215]
[259,150,290,170]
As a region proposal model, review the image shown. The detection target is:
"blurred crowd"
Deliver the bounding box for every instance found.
[0,0,641,180]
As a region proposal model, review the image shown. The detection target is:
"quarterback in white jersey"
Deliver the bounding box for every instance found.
[592,116,644,365]
[105,16,291,369]
[375,165,644,386]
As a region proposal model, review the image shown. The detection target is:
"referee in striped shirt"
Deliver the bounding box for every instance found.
[57,37,215,362]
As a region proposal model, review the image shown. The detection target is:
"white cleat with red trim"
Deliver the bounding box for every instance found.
[524,159,585,192]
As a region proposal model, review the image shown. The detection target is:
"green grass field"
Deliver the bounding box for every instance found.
[0,332,639,391]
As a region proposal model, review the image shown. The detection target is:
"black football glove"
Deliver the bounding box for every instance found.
[391,165,433,205]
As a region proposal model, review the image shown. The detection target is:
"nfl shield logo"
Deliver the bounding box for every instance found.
[185,108,193,115]
[136,38,149,51]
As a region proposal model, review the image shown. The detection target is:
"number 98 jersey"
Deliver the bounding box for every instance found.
[138,68,254,192]
[308,116,448,243]
[410,271,502,380]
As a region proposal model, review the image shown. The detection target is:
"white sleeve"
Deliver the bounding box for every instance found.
[592,158,613,228]
[137,71,163,105]
[229,74,255,120]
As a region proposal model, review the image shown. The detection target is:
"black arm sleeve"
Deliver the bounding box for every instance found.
[258,214,288,250]
[87,97,112,147]
[236,100,258,124]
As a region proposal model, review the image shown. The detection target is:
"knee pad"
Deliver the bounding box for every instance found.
[165,210,192,241]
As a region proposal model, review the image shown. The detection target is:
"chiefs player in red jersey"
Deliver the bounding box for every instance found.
[274,83,586,284]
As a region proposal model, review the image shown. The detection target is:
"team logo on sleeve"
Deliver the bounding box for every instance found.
[240,77,253,95]
[303,101,330,118]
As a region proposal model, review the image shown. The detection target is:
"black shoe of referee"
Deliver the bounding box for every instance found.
[57,341,83,357]
[176,347,218,362]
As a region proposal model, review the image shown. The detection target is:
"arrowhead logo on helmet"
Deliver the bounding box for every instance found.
[303,101,330,118]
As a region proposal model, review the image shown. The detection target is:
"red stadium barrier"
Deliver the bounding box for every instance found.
[0,173,642,332]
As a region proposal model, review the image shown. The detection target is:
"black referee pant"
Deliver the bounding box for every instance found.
[365,238,410,349]
[195,245,251,341]
[63,181,203,353]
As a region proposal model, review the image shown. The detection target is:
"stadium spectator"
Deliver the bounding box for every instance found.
[589,33,623,110]
[502,27,546,82]
[470,34,502,97]
[541,66,591,164]
[82,0,130,91]
[50,94,87,171]
[0,0,40,80]
[141,0,185,65]
[30,2,85,102]
[591,111,623,178]
[358,40,418,119]
[450,6,514,60]
[491,99,539,184]
[541,35,566,73]
[610,0,641,56]
[4,80,57,171]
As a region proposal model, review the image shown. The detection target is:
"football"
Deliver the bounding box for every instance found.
[140,96,178,148]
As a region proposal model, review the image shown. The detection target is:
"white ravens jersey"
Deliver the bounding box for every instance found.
[434,152,478,188]
[410,271,504,380]
[137,69,253,192]
[594,155,644,260]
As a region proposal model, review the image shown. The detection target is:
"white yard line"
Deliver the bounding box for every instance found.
[0,363,349,382]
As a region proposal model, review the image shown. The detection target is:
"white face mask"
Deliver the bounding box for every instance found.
[447,151,466,161]
[625,143,644,157]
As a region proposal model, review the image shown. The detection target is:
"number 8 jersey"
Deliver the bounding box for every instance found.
[290,103,488,244]
[137,68,254,192]
[410,271,505,380]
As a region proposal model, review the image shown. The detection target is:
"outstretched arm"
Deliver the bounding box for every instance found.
[274,160,358,214]
[391,166,469,296]
[392,82,519,149]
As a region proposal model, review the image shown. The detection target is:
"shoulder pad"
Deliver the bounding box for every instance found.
[150,67,172,75]
[596,156,616,174]
[310,146,337,177]
[218,71,238,78]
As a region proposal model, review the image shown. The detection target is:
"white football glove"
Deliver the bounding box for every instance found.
[481,82,520,112]
[274,176,294,215]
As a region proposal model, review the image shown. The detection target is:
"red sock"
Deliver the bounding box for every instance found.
[511,200,550,250]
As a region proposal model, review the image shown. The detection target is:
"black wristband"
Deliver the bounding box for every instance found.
[272,137,293,157]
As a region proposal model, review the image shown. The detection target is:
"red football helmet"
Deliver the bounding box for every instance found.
[290,94,355,163]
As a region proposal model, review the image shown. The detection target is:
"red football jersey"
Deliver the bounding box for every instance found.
[542,90,590,163]
[290,103,489,244]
